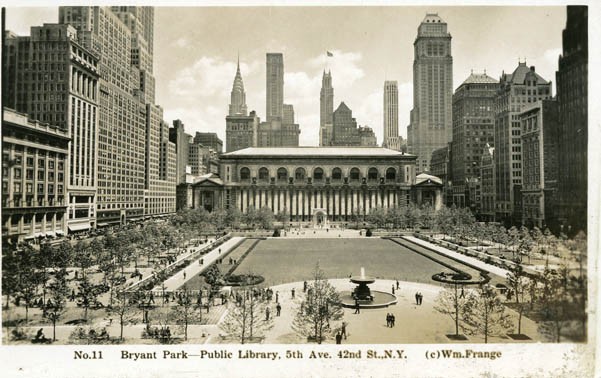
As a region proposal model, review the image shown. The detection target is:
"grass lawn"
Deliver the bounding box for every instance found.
[233,238,449,286]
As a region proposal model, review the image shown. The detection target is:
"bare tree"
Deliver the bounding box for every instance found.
[219,289,273,344]
[292,263,344,344]
[505,264,530,335]
[108,290,139,341]
[434,284,470,338]
[462,285,513,343]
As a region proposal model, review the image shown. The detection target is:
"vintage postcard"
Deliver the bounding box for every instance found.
[0,1,596,377]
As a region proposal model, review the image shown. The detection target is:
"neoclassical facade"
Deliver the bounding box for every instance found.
[178,147,443,224]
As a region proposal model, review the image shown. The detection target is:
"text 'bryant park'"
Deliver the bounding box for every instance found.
[1,6,588,346]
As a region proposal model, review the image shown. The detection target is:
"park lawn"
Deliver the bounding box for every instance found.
[233,238,449,287]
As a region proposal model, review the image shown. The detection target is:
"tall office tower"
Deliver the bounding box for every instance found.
[331,102,360,146]
[520,99,558,229]
[3,24,100,233]
[266,53,284,122]
[451,72,498,209]
[194,132,223,154]
[358,126,378,146]
[320,70,334,146]
[383,81,400,150]
[228,59,248,116]
[494,62,552,225]
[60,6,174,224]
[283,104,295,125]
[556,6,587,233]
[169,120,192,184]
[479,144,495,222]
[407,13,453,173]
[145,104,176,216]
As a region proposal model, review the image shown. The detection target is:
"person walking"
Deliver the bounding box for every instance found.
[391,313,396,327]
[276,303,281,316]
[183,270,186,280]
[392,285,395,295]
[386,313,391,327]
[354,300,360,314]
[415,292,419,305]
[276,292,279,303]
[291,288,295,299]
[335,332,342,344]
[341,321,347,340]
[265,307,270,321]
[396,280,400,290]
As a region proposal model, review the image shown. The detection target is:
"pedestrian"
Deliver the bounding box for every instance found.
[396,280,400,290]
[418,292,423,305]
[392,285,395,295]
[335,332,342,344]
[70,289,75,301]
[391,313,396,327]
[341,321,347,339]
[183,270,186,280]
[276,303,281,316]
[415,292,419,305]
[199,258,203,265]
[354,300,360,314]
[386,313,391,327]
[275,291,279,303]
[265,306,270,321]
[303,280,307,292]
[219,248,221,254]
[291,288,295,299]
[149,292,155,304]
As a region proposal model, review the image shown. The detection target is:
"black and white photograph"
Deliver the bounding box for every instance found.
[0,1,596,377]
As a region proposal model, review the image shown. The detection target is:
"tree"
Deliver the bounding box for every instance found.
[518,226,534,263]
[434,284,470,338]
[275,207,290,224]
[292,263,344,344]
[366,206,386,228]
[462,285,513,343]
[2,245,19,310]
[257,206,275,229]
[505,264,530,335]
[210,208,228,231]
[42,269,69,341]
[219,289,273,344]
[13,244,41,322]
[349,206,363,228]
[538,265,570,342]
[507,226,520,260]
[244,206,259,228]
[73,240,94,279]
[108,290,139,341]
[172,286,194,341]
[76,276,102,321]
[225,207,243,229]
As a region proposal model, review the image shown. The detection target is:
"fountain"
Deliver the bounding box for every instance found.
[350,267,376,301]
[339,267,397,309]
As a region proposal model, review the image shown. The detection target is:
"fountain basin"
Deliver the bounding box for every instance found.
[339,290,398,309]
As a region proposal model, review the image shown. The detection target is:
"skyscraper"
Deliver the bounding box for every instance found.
[283,104,295,125]
[555,6,587,233]
[331,102,360,146]
[228,58,248,116]
[320,70,334,146]
[3,23,100,233]
[451,72,498,209]
[266,53,284,122]
[383,81,400,150]
[494,62,552,225]
[407,13,453,173]
[60,6,175,225]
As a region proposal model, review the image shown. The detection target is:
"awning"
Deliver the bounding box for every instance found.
[68,223,91,232]
[23,235,35,240]
[97,223,109,227]
[46,231,56,238]
[34,232,45,238]
[55,230,65,235]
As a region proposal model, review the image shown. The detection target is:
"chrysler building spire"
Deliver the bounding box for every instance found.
[229,57,248,116]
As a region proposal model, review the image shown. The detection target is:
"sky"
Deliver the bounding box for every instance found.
[5,5,566,147]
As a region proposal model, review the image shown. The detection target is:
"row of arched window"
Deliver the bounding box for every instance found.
[239,167,399,183]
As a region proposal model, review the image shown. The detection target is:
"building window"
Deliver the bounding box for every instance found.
[277,167,288,182]
[368,167,379,182]
[386,167,396,182]
[350,167,360,182]
[313,167,324,182]
[332,168,342,181]
[295,167,306,182]
[258,167,269,182]
[240,167,250,181]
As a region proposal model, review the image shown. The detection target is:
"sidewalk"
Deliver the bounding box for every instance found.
[153,237,245,292]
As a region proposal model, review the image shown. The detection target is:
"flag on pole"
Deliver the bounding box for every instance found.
[326,51,333,57]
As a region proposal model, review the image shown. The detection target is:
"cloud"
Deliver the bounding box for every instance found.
[175,38,189,48]
[168,57,260,98]
[308,50,365,90]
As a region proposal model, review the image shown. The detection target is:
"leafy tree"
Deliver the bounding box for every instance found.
[505,264,530,335]
[507,226,520,260]
[366,206,386,228]
[349,206,363,228]
[258,206,275,229]
[518,226,534,263]
[225,207,243,229]
[2,245,20,310]
[275,207,290,224]
[210,208,228,231]
[219,289,273,344]
[462,285,513,343]
[108,290,139,341]
[76,276,101,321]
[434,283,471,337]
[244,206,259,228]
[42,269,69,341]
[172,286,195,341]
[292,263,344,344]
[202,265,222,288]
[538,265,570,342]
[73,240,95,279]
